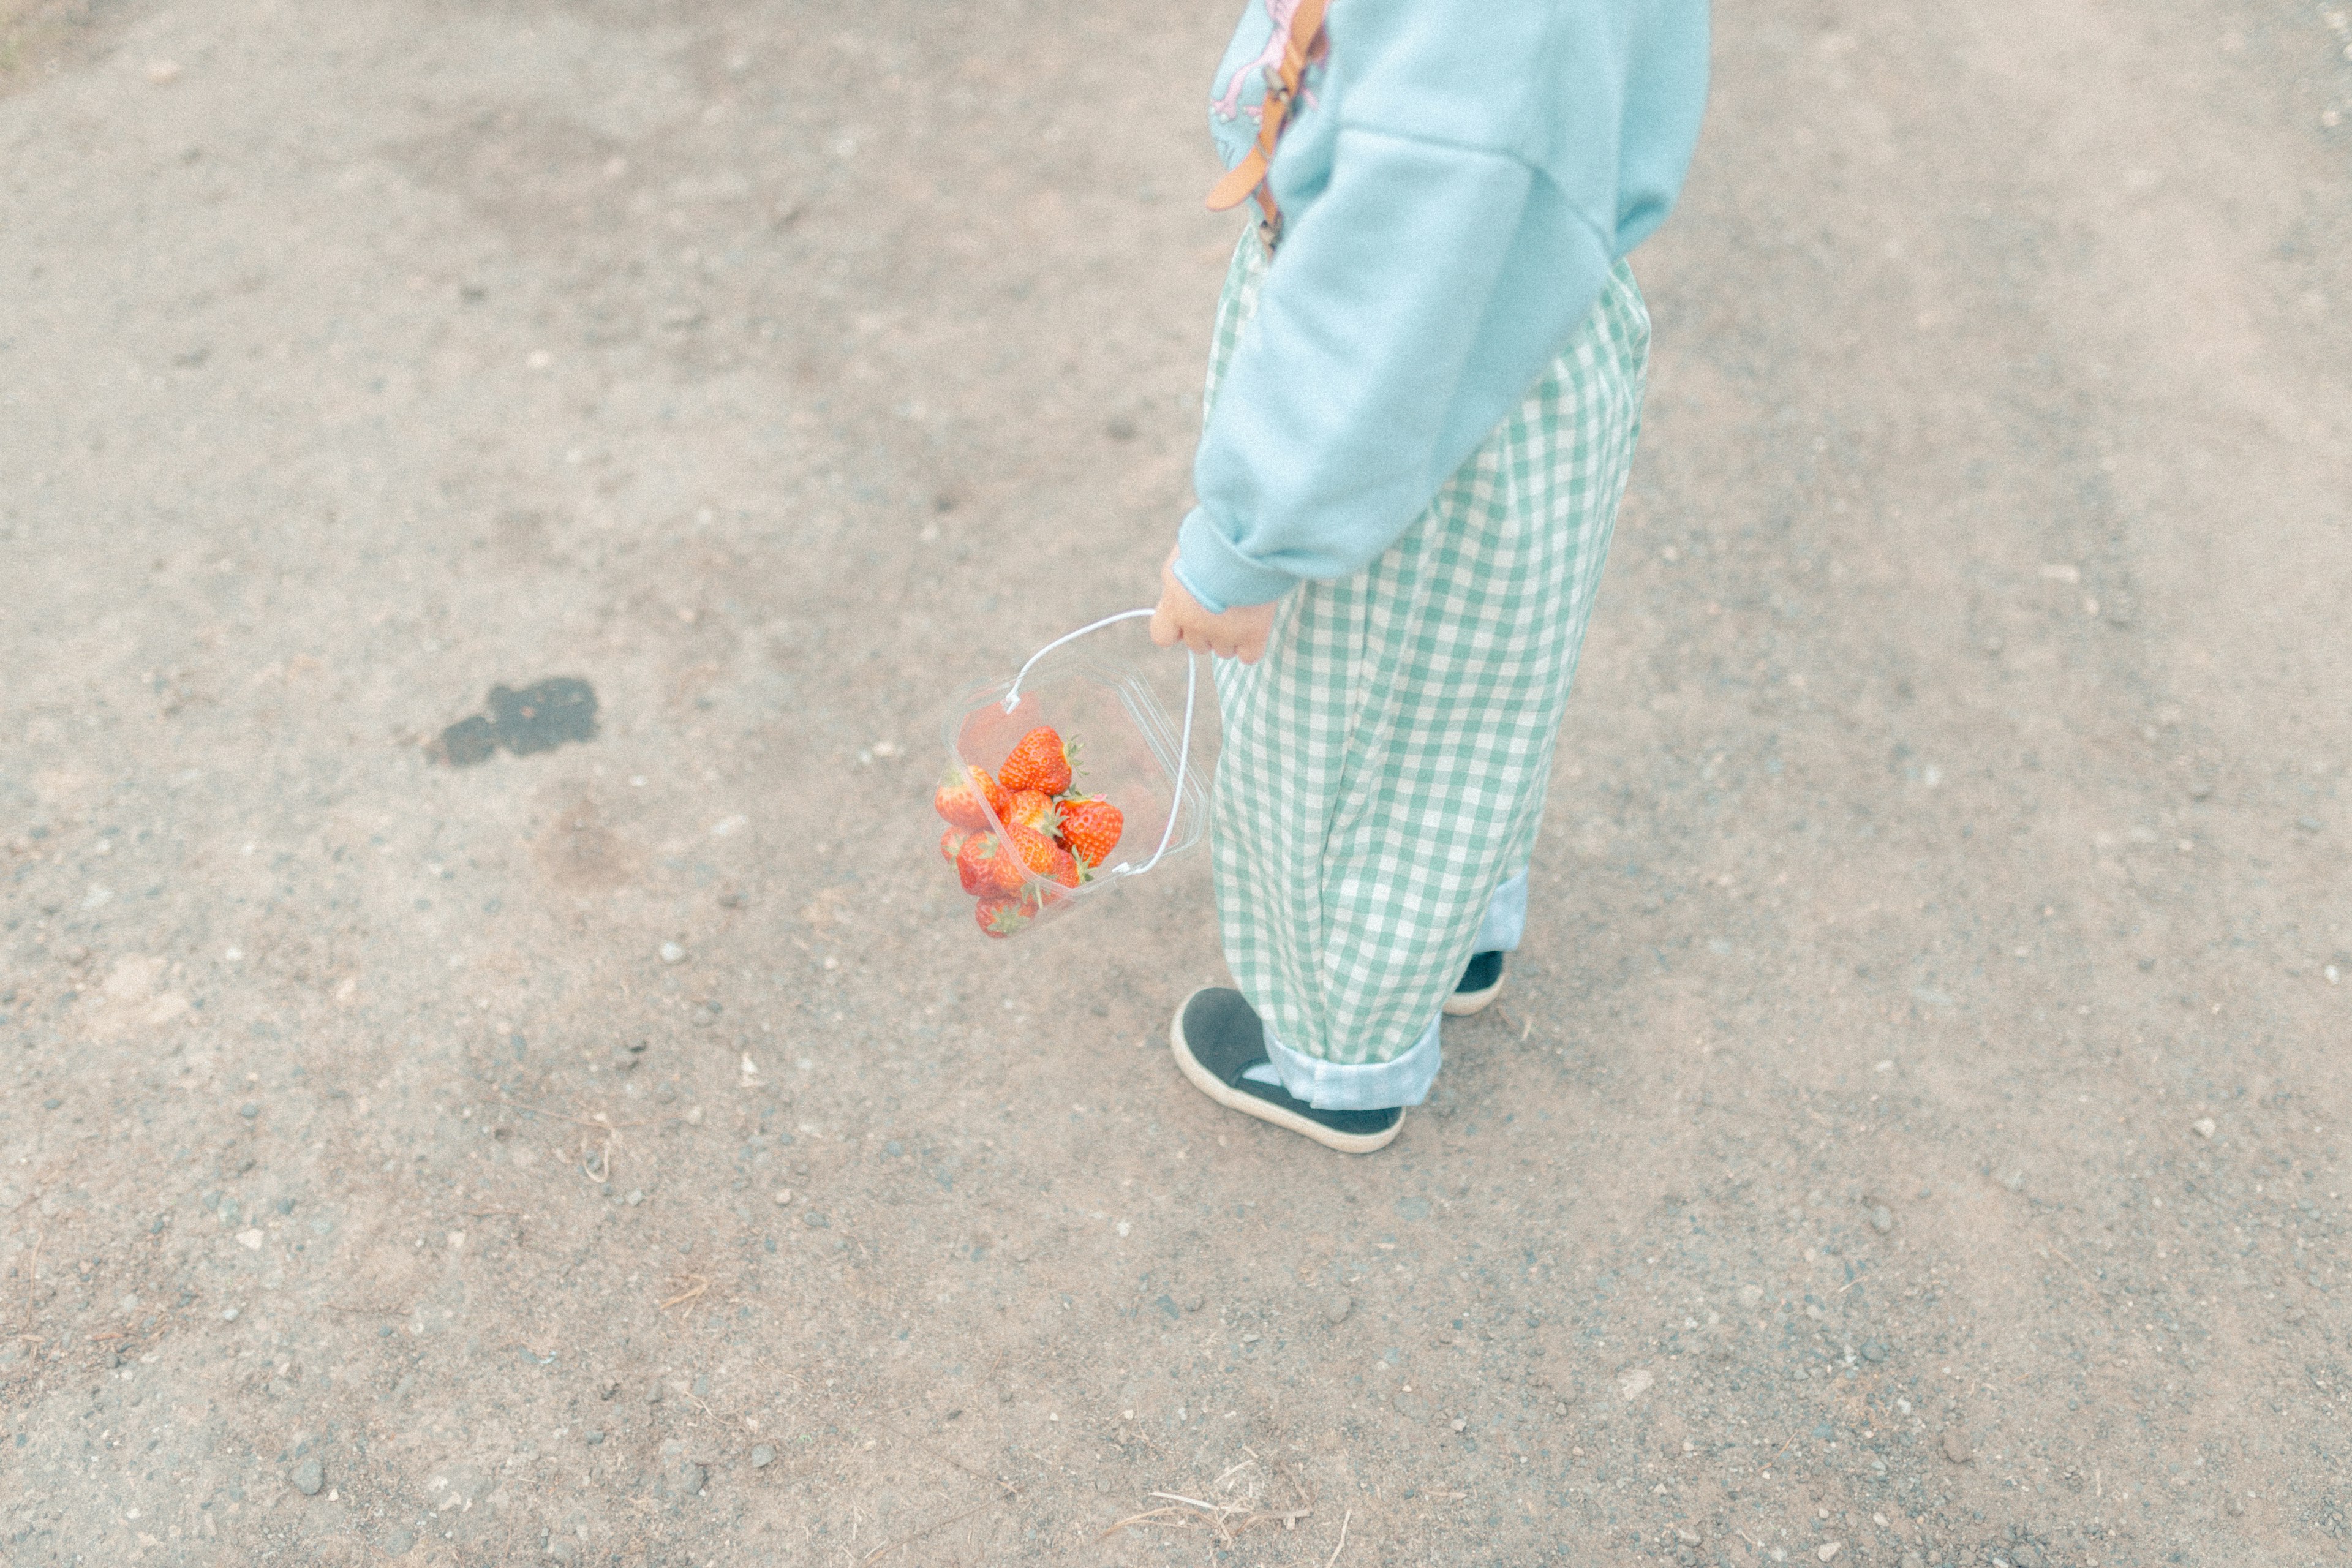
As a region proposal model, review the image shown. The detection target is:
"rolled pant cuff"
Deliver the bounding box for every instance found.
[1473,870,1529,954]
[1264,1014,1442,1111]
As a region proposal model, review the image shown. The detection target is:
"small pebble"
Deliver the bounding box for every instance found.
[1183,1293,1205,1313]
[1323,1292,1354,1325]
[2297,816,2323,833]
[1450,1417,1467,1432]
[750,1444,776,1468]
[239,1102,260,1120]
[2192,1117,2215,1139]
[1868,1205,1893,1234]
[1861,1341,1886,1363]
[1817,1545,1841,1564]
[1940,1427,1972,1464]
[584,1430,605,1446]
[773,1189,794,1206]
[802,1210,830,1228]
[290,1458,323,1496]
[660,941,686,964]
[645,1384,663,1405]
[221,1307,240,1322]
[626,1189,645,1207]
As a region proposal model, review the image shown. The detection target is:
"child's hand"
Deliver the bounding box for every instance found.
[1150,550,1278,663]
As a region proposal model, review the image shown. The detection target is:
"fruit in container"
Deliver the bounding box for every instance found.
[934,765,1009,831]
[1056,795,1123,869]
[974,886,1044,939]
[1005,821,1081,889]
[998,726,1074,796]
[937,717,1139,937]
[1005,789,1058,834]
[956,830,1024,896]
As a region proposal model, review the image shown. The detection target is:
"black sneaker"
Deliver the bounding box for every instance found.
[1168,988,1403,1153]
[1443,951,1506,1016]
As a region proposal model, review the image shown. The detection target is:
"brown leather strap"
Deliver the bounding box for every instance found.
[1204,0,1330,250]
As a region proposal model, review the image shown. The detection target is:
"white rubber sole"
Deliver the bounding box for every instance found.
[1167,992,1402,1155]
[1443,980,1503,1017]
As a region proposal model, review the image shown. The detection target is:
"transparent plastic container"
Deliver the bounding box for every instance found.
[936,611,1210,940]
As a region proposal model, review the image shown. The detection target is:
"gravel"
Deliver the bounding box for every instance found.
[289,1458,323,1496]
[1,7,2340,1568]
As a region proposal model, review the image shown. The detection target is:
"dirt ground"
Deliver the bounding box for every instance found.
[4,1,2350,1565]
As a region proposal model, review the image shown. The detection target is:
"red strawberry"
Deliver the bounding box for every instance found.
[934,766,1009,831]
[940,827,970,864]
[1057,795,1123,868]
[974,888,1039,939]
[998,726,1073,796]
[1005,821,1080,888]
[1005,789,1058,835]
[956,830,1023,896]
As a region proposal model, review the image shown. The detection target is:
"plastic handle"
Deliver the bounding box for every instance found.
[1001,608,1199,880]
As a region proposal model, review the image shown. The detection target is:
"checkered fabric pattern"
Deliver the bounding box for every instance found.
[1206,227,1650,1069]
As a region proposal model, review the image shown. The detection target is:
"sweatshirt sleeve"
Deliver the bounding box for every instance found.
[1175,125,1616,614]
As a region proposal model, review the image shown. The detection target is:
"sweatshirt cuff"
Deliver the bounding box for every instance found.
[1175,505,1301,615]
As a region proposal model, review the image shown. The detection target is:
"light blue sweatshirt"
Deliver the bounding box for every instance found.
[1174,0,1711,614]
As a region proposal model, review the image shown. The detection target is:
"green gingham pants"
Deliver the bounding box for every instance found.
[1205,230,1650,1110]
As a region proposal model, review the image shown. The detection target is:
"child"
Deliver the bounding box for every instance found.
[1149,0,1711,1151]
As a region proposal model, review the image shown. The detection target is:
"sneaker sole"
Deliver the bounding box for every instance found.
[1443,980,1502,1017]
[1167,992,1403,1155]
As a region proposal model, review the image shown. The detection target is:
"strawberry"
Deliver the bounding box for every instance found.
[974,888,1040,939]
[956,829,1024,896]
[934,766,1009,831]
[940,827,970,864]
[998,726,1073,796]
[1005,821,1080,889]
[1005,789,1059,835]
[1057,795,1123,869]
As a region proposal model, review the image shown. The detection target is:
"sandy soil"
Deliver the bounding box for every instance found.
[4,1,2350,1565]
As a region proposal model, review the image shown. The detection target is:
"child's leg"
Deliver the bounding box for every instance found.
[1205,257,1651,1111]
